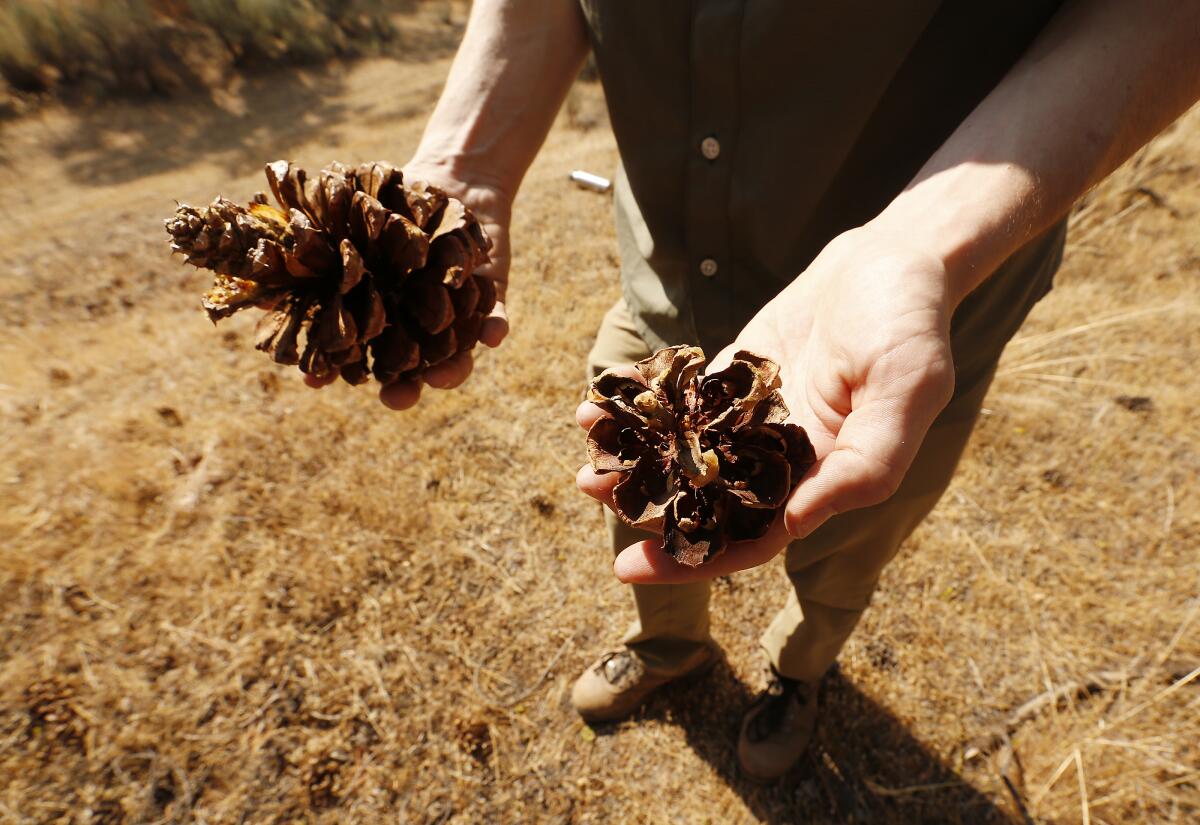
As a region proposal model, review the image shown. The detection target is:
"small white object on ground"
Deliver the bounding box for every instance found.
[569,170,613,193]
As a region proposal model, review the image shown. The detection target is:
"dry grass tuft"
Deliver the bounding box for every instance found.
[0,32,1197,824]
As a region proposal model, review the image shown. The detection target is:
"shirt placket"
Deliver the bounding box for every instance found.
[686,0,743,353]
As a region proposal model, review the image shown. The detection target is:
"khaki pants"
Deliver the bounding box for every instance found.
[587,299,996,683]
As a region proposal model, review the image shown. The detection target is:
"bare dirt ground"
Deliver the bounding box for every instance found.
[1,17,1198,825]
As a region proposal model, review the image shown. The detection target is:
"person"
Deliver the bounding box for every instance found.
[310,1,1200,781]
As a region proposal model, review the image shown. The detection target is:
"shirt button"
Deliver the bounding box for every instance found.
[699,258,719,278]
[700,136,721,160]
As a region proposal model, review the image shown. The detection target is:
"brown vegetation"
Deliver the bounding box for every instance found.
[0,0,416,105]
[0,21,1197,824]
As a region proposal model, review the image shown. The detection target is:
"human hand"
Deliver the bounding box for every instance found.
[577,225,957,583]
[304,161,513,410]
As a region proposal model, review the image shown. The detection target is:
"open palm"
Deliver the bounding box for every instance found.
[577,227,958,583]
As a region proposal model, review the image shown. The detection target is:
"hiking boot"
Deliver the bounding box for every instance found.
[737,668,819,782]
[571,645,717,722]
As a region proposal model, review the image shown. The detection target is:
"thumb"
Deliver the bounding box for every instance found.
[783,393,942,539]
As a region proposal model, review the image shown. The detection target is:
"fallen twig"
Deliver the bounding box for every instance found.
[471,636,573,708]
[964,656,1198,763]
[963,668,1130,762]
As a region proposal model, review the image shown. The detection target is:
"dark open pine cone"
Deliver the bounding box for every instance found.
[586,347,816,567]
[165,160,495,385]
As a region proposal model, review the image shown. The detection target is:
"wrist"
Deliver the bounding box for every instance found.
[867,160,1040,310]
[403,152,517,207]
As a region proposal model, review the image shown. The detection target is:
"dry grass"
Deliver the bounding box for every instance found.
[0,0,416,102]
[0,27,1197,824]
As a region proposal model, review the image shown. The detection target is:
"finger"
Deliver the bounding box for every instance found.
[379,377,422,410]
[613,517,791,584]
[783,385,948,538]
[705,343,740,374]
[575,464,618,507]
[424,351,474,389]
[304,372,339,390]
[783,447,889,540]
[576,401,606,431]
[479,300,509,348]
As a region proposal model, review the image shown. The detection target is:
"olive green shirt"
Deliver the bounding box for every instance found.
[580,0,1068,385]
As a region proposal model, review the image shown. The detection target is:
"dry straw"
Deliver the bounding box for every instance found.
[1,13,1197,823]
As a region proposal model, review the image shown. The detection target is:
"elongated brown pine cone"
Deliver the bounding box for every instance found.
[165,160,495,385]
[586,346,816,567]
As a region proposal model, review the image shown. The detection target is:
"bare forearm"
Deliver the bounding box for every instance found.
[410,0,589,196]
[871,0,1200,307]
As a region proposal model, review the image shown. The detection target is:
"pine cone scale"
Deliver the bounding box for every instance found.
[255,297,307,365]
[474,275,498,317]
[407,273,455,335]
[612,461,671,529]
[585,417,635,472]
[313,294,357,354]
[371,325,420,383]
[382,215,429,274]
[450,274,481,318]
[355,282,387,343]
[420,326,457,365]
[338,240,366,294]
[202,275,275,321]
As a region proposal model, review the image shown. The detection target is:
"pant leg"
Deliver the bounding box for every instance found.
[761,367,994,681]
[587,299,714,675]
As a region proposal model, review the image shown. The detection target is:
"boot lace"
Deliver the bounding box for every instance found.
[596,650,643,687]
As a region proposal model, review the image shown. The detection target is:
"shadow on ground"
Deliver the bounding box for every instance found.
[41,15,466,188]
[602,664,1016,824]
[50,68,351,186]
